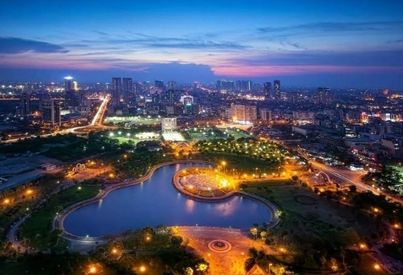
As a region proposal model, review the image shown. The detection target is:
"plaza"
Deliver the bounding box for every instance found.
[174,167,237,198]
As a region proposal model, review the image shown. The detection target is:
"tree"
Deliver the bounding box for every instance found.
[250,227,258,239]
[260,230,268,240]
[349,185,357,193]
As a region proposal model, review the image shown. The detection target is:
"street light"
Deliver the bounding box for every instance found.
[139,265,147,273]
[87,264,98,274]
[359,243,367,250]
[111,247,118,255]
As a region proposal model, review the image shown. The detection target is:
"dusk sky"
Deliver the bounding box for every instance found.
[1,0,403,88]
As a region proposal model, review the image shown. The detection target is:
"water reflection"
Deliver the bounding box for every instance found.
[64,163,271,237]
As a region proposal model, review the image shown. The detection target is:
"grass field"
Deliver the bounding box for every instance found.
[19,184,99,250]
[104,116,160,126]
[221,128,250,139]
[242,181,382,272]
[198,152,279,173]
[182,127,250,141]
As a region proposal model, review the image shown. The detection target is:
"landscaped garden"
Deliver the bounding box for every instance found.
[242,180,399,274]
[19,183,100,251]
[196,137,287,175]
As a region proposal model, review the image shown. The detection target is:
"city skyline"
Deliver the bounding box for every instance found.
[1,0,403,88]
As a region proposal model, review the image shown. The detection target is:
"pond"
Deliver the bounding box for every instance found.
[63,163,272,237]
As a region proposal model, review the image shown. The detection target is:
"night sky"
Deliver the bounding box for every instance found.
[1,0,403,88]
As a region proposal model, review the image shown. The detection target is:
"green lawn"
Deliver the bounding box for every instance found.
[198,152,280,173]
[221,128,250,139]
[114,136,140,145]
[0,174,63,244]
[19,184,100,251]
[242,181,382,272]
[0,254,95,275]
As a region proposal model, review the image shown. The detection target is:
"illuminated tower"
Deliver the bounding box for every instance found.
[263,82,272,100]
[112,77,122,106]
[64,76,74,91]
[273,80,281,100]
[122,77,133,102]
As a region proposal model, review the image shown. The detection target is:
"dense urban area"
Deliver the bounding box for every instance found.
[0,77,402,274]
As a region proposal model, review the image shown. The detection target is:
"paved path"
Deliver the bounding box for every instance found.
[6,214,30,253]
[175,226,275,275]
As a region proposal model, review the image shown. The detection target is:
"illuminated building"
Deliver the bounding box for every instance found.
[161,117,177,132]
[112,77,122,107]
[230,103,257,124]
[72,80,79,91]
[19,92,31,117]
[41,99,61,126]
[235,80,253,91]
[273,80,281,100]
[64,76,79,108]
[64,76,74,91]
[122,77,133,102]
[316,87,331,105]
[259,108,272,122]
[263,82,272,100]
[217,80,235,92]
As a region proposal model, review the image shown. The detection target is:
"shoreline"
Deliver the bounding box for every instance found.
[54,160,280,242]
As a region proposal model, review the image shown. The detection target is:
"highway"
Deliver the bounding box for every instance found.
[274,141,403,205]
[90,95,110,126]
[1,95,110,144]
[309,160,403,205]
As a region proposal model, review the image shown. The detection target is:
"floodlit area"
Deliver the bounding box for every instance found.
[108,131,160,144]
[217,122,253,131]
[162,131,185,141]
[175,167,237,198]
[182,127,250,141]
[135,132,160,140]
[104,116,160,126]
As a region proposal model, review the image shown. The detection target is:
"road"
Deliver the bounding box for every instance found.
[271,140,403,205]
[1,95,110,144]
[309,160,403,204]
[90,94,110,126]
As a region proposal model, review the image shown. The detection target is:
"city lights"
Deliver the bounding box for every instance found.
[139,265,147,273]
[1,2,402,274]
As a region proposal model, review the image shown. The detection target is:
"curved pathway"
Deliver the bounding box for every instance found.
[55,160,280,245]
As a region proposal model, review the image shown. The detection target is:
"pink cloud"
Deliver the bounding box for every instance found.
[212,64,403,77]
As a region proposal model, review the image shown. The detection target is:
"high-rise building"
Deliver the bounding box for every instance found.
[64,76,74,91]
[263,82,272,100]
[155,80,165,89]
[217,80,235,91]
[230,103,257,124]
[112,77,122,106]
[273,80,281,100]
[41,99,61,126]
[72,80,79,91]
[64,76,80,108]
[259,108,272,122]
[20,92,31,117]
[317,87,332,105]
[167,81,176,90]
[161,117,177,132]
[122,77,133,101]
[235,80,253,91]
